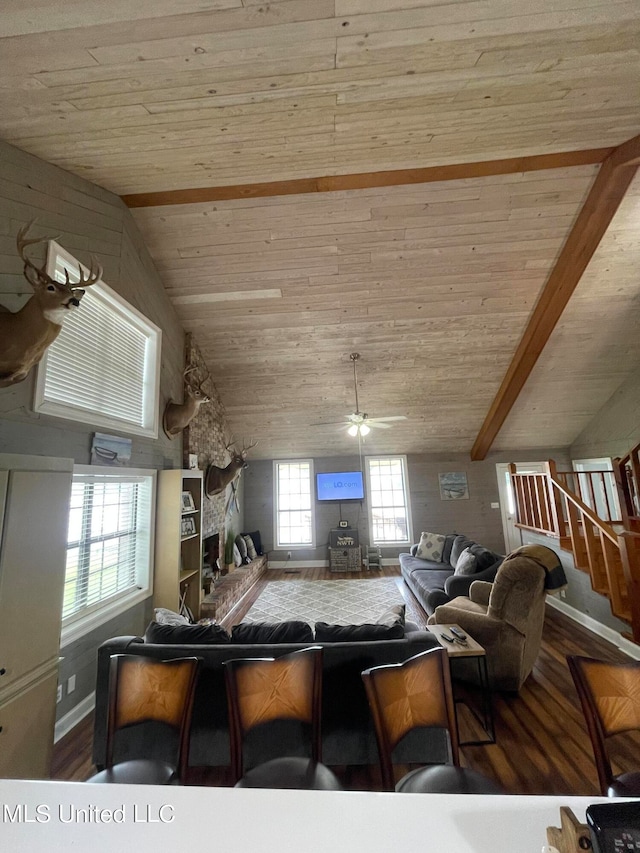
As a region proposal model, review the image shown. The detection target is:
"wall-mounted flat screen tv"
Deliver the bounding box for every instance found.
[316,471,364,501]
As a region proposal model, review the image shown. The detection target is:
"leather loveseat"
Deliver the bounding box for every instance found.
[400,533,504,616]
[92,630,445,774]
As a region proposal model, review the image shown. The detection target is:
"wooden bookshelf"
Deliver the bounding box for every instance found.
[154,470,204,620]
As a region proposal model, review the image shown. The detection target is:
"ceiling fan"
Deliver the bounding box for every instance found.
[314,353,407,437]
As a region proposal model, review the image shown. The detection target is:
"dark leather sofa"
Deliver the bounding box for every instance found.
[400,533,504,616]
[93,631,446,772]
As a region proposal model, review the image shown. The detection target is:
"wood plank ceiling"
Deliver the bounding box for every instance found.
[1,1,639,459]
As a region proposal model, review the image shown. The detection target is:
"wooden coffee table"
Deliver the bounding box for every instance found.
[427,623,495,745]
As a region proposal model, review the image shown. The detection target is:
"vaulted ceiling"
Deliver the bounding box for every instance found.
[1,1,639,459]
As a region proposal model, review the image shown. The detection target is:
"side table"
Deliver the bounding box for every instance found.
[427,623,495,746]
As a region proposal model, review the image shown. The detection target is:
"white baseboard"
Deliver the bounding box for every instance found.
[546,596,640,660]
[54,691,95,743]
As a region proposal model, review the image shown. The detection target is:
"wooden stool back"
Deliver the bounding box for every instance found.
[224,646,323,782]
[568,654,640,795]
[105,654,200,780]
[362,647,459,791]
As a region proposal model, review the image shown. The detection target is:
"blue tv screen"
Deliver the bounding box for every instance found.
[316,471,364,501]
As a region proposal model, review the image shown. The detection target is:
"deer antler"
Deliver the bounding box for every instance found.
[17,220,102,288]
[16,221,57,280]
[74,257,102,288]
[242,438,258,453]
[184,362,210,392]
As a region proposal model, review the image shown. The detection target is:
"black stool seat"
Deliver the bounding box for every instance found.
[608,773,640,798]
[88,759,176,785]
[235,758,343,790]
[397,765,503,794]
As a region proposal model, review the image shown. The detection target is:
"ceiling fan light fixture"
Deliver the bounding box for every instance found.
[347,424,359,437]
[359,423,370,436]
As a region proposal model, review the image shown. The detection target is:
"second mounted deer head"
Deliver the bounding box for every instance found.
[163,363,211,439]
[205,438,258,498]
[0,221,102,388]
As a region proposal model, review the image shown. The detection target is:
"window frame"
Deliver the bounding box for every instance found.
[365,455,413,546]
[60,465,156,648]
[34,241,162,438]
[273,459,316,550]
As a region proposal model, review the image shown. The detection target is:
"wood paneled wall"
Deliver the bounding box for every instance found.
[0,139,185,727]
[243,447,571,562]
[1,2,638,192]
[569,365,640,462]
[0,139,185,469]
[132,165,599,460]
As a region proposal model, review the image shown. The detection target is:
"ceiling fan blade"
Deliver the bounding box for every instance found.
[365,415,407,422]
[366,421,392,429]
[309,420,351,427]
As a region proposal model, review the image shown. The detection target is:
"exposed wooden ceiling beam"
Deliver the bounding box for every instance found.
[471,134,640,462]
[121,148,611,208]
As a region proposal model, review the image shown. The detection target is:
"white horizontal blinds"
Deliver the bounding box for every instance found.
[64,474,151,620]
[46,258,148,428]
[277,461,312,547]
[368,457,409,544]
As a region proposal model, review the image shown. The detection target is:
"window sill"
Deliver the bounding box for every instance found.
[60,589,150,649]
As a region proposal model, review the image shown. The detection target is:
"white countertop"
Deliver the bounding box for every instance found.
[0,778,614,852]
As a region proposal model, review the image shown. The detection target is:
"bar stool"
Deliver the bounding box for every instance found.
[362,647,502,793]
[224,646,342,790]
[88,654,200,785]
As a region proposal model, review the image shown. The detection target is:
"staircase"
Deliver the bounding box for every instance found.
[509,442,640,643]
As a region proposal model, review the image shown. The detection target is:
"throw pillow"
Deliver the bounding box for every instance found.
[154,607,190,626]
[469,543,501,571]
[145,621,230,644]
[230,621,314,644]
[415,531,447,562]
[246,530,263,555]
[450,534,475,568]
[235,535,248,560]
[243,534,258,560]
[454,547,478,576]
[233,543,242,567]
[314,621,405,643]
[377,603,406,628]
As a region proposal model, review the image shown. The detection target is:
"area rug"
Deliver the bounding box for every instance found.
[242,577,420,626]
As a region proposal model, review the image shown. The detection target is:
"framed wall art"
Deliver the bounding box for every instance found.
[438,472,469,501]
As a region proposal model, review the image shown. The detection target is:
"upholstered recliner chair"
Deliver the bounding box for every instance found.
[427,545,566,692]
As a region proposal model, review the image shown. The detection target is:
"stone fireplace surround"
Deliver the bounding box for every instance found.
[201,554,268,623]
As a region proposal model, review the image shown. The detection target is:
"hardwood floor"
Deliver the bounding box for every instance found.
[52,567,640,794]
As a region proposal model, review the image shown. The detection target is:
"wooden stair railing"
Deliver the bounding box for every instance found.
[554,468,622,525]
[613,442,640,533]
[509,459,640,643]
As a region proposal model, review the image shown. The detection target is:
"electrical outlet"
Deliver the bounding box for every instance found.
[559,588,567,599]
[68,674,76,694]
[56,685,62,704]
[287,551,291,560]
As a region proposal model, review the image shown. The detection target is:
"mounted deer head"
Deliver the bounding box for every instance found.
[205,438,258,498]
[163,363,211,439]
[0,221,102,388]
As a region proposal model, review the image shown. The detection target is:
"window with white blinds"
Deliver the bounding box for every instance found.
[34,241,161,437]
[274,460,315,548]
[365,456,412,545]
[63,468,155,626]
